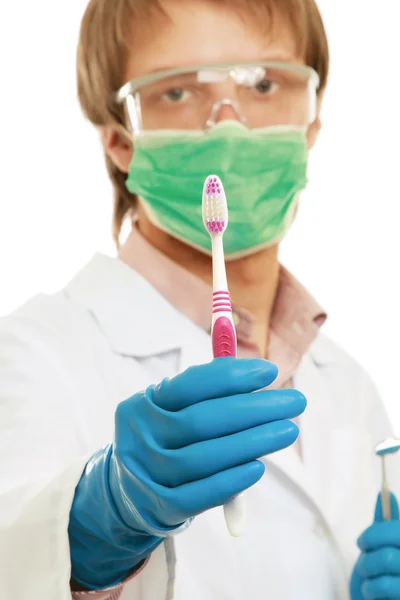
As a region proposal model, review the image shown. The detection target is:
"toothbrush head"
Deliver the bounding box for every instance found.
[202,175,228,236]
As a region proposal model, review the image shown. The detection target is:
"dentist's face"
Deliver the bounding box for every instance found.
[103,0,321,175]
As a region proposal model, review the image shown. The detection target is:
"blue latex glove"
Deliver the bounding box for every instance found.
[350,493,400,599]
[69,357,306,589]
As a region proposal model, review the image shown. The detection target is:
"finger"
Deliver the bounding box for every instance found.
[358,547,400,578]
[151,420,299,487]
[362,575,400,599]
[150,357,278,411]
[161,460,266,524]
[375,492,400,522]
[162,388,306,449]
[358,521,400,552]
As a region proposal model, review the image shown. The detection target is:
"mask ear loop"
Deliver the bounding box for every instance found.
[205,99,248,130]
[308,79,318,125]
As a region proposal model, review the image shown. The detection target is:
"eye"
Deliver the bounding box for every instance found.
[162,87,192,103]
[254,79,279,95]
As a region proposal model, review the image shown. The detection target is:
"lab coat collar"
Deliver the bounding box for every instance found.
[64,253,339,366]
[260,350,329,511]
[64,253,202,357]
[264,343,343,519]
[308,332,348,366]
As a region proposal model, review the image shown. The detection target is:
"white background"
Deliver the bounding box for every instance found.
[1,1,400,423]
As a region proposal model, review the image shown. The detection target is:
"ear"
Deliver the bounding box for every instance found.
[101,126,133,174]
[306,116,322,150]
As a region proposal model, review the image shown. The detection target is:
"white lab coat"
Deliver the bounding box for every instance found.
[0,253,398,600]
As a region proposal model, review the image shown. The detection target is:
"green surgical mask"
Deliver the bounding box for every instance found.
[125,121,309,259]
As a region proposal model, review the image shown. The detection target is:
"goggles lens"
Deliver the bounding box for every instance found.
[117,62,319,134]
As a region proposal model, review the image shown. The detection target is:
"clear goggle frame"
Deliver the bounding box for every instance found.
[115,61,320,136]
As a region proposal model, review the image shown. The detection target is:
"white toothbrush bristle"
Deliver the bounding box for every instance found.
[202,175,228,235]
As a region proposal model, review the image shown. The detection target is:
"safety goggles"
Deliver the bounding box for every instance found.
[115,61,320,135]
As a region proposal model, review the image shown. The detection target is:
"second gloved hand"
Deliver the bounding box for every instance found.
[350,493,400,599]
[69,357,306,589]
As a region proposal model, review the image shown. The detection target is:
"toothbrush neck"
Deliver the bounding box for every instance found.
[211,236,228,292]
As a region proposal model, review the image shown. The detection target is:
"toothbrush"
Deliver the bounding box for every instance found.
[202,174,246,538]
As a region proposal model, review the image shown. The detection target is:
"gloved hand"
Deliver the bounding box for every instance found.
[69,357,306,589]
[350,492,400,599]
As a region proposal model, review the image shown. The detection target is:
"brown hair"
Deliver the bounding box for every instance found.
[77,0,329,247]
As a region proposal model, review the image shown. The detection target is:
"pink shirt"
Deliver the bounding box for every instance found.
[72,229,326,599]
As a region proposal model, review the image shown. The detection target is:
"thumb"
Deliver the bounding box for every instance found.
[374,492,399,522]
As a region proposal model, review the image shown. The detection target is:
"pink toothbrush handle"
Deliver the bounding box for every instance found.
[212,316,237,358]
[212,294,243,536]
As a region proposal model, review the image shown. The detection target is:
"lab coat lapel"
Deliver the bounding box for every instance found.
[260,433,313,508]
[261,352,351,598]
[262,351,334,523]
[294,352,335,513]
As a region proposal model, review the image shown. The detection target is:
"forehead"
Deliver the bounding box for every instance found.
[125,0,304,81]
